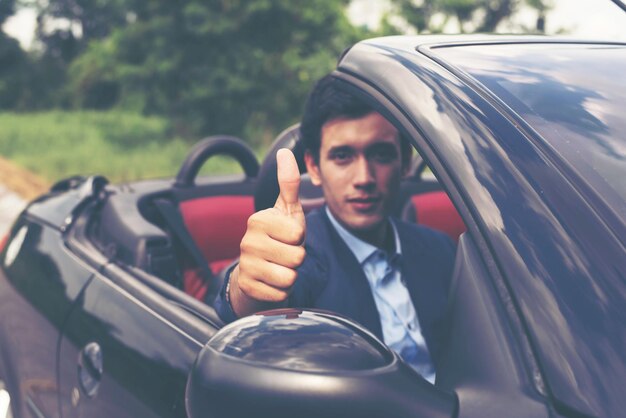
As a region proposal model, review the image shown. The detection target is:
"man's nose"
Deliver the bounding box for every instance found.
[353,156,375,188]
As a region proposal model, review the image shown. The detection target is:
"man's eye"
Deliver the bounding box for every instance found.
[371,148,398,163]
[330,150,353,163]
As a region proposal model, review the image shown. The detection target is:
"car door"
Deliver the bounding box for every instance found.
[57,261,218,418]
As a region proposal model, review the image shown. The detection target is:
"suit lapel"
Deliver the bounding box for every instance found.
[321,211,384,339]
[398,226,441,354]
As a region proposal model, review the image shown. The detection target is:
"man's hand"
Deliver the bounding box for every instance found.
[229,148,306,317]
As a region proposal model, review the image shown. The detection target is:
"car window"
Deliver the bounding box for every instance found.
[436,43,626,218]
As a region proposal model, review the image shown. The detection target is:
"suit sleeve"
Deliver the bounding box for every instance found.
[212,263,239,324]
[288,245,327,308]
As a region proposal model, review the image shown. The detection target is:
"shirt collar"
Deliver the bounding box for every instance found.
[325,206,402,265]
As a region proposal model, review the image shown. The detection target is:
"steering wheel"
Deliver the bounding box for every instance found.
[254,124,307,211]
[175,136,260,188]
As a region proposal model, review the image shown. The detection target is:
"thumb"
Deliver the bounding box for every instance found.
[275,148,302,217]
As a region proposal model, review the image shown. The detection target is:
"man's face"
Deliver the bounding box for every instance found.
[305,112,406,243]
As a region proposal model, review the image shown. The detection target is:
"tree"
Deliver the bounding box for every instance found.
[385,0,553,34]
[0,0,16,25]
[67,0,367,143]
[0,0,31,109]
[34,0,129,57]
[18,0,130,108]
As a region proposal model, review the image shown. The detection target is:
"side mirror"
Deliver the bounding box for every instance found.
[186,309,457,418]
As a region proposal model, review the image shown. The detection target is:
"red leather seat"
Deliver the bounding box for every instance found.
[403,191,466,242]
[179,195,254,300]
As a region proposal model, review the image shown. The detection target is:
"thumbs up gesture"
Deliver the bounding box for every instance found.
[229,149,307,317]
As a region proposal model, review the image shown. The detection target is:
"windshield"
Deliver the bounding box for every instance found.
[434,42,626,220]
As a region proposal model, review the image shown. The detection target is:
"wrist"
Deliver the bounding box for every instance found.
[228,267,252,317]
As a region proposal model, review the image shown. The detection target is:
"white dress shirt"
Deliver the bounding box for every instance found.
[325,207,436,383]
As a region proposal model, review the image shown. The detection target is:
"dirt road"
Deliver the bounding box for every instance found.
[0,157,48,236]
[0,156,48,201]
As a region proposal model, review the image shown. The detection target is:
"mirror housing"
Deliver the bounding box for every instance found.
[186,309,456,418]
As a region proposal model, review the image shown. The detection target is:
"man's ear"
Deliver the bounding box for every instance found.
[304,151,322,186]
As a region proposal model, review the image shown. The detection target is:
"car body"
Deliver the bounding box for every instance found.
[1,35,625,418]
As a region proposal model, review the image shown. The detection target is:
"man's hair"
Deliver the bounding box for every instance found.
[299,74,411,165]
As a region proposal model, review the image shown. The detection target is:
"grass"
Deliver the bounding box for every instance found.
[0,111,254,184]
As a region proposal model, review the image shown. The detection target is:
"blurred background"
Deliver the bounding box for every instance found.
[1,0,625,190]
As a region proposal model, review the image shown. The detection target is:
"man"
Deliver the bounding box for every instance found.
[215,75,455,383]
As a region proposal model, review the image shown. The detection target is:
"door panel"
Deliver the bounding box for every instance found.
[58,266,215,418]
[435,234,548,417]
[0,221,95,418]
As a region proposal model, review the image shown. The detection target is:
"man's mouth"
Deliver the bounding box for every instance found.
[347,196,382,212]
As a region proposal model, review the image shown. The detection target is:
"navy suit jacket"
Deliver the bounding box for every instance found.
[215,208,456,360]
[288,209,456,360]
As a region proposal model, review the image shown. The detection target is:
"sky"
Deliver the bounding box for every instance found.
[347,0,626,40]
[4,0,626,50]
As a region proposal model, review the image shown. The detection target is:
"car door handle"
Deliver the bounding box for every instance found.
[78,342,103,398]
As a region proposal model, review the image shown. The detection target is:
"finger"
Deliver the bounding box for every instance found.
[239,278,290,303]
[245,209,305,245]
[241,236,306,269]
[241,259,299,290]
[275,148,302,216]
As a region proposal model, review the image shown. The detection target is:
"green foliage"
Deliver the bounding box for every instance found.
[0,111,246,182]
[0,33,29,109]
[1,0,370,181]
[0,1,15,25]
[21,0,128,109]
[0,1,30,110]
[35,0,129,46]
[386,0,553,34]
[63,0,365,146]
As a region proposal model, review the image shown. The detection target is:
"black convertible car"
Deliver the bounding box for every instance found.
[1,35,625,418]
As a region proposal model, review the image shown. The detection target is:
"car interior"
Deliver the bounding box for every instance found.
[88,124,466,306]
